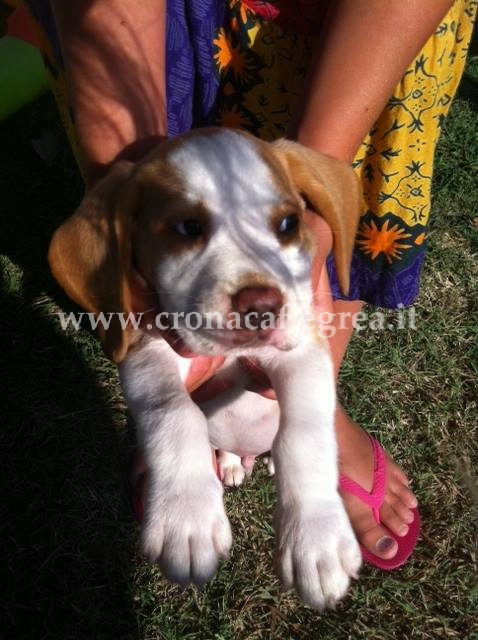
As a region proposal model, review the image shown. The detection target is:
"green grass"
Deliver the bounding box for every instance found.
[1,80,477,637]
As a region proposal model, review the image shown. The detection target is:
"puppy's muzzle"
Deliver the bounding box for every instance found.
[230,285,284,337]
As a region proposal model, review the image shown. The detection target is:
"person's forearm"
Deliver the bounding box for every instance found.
[51,0,167,184]
[292,0,454,162]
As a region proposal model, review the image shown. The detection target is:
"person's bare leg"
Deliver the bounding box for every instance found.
[331,302,418,560]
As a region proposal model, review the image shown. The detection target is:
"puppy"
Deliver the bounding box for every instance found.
[48,128,363,610]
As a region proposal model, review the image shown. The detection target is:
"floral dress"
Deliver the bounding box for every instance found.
[25,0,478,307]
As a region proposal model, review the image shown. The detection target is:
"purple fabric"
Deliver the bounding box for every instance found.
[328,251,426,308]
[166,0,226,136]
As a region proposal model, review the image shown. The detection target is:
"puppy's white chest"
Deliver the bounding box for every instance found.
[177,355,280,457]
[206,388,279,457]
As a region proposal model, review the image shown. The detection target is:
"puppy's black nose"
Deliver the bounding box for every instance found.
[231,286,283,321]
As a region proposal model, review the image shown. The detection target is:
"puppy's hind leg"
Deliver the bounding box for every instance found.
[262,455,275,476]
[217,450,255,487]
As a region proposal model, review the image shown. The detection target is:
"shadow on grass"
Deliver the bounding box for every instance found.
[1,95,140,639]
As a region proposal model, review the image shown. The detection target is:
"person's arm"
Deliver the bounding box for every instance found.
[290,0,454,371]
[50,0,167,185]
[291,0,454,162]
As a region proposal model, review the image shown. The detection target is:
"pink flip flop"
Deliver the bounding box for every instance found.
[339,436,421,570]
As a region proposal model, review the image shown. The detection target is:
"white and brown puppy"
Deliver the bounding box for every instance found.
[48,128,363,610]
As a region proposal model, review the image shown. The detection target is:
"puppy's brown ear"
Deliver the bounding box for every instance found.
[48,161,139,363]
[271,139,363,295]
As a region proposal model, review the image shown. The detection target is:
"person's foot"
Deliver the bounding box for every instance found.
[336,403,418,561]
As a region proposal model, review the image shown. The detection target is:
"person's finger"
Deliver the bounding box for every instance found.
[186,356,226,393]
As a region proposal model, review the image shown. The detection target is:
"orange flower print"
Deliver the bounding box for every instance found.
[231,0,250,26]
[357,219,413,264]
[213,28,252,83]
[415,232,426,246]
[217,105,249,129]
[214,29,233,74]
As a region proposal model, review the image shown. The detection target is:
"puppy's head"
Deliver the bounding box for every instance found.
[48,128,362,362]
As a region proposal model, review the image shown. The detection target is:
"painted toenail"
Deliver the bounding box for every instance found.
[398,524,409,537]
[376,536,395,553]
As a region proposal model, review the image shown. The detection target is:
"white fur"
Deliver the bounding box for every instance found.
[119,130,361,609]
[216,450,248,487]
[119,338,232,585]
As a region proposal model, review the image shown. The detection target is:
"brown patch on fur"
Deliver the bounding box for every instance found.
[135,195,211,281]
[268,203,316,252]
[232,272,280,294]
[131,156,214,287]
[48,160,139,363]
[270,139,363,295]
[135,182,211,252]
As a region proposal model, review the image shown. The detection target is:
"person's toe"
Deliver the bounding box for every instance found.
[386,491,416,524]
[340,491,399,559]
[391,479,418,510]
[378,502,410,538]
[354,510,398,559]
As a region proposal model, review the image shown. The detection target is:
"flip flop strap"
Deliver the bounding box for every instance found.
[339,436,386,523]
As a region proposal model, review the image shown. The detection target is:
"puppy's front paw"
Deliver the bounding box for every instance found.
[276,497,361,610]
[142,473,232,586]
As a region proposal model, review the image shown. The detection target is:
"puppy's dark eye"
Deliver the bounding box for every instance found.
[278,213,299,235]
[173,220,203,238]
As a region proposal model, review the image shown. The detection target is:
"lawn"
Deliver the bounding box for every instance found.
[1,62,477,639]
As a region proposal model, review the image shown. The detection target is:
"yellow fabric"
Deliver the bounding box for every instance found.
[354,0,477,262]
